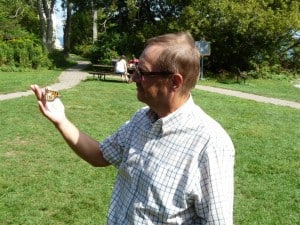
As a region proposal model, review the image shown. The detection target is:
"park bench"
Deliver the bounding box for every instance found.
[88,70,115,80]
[88,64,133,82]
[88,64,120,80]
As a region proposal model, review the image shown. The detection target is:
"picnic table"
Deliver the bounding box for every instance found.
[89,64,132,82]
[88,64,115,80]
[92,64,114,71]
[127,65,136,74]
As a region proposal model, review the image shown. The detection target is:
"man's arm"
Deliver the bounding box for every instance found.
[196,145,234,224]
[31,84,110,167]
[55,118,110,167]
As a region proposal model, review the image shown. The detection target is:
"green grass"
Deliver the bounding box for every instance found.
[198,78,300,103]
[0,70,62,94]
[192,90,299,225]
[0,73,299,224]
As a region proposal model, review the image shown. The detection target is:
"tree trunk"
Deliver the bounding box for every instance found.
[63,1,72,57]
[91,0,98,43]
[92,9,98,43]
[37,0,56,52]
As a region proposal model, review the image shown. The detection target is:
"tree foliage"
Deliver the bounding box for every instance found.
[68,0,298,73]
[169,0,300,72]
[0,0,299,73]
[0,0,51,70]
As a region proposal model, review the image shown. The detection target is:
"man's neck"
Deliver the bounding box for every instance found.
[154,94,190,118]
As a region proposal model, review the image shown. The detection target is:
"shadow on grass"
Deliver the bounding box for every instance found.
[84,77,127,84]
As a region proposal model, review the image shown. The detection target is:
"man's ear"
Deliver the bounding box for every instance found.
[170,73,183,90]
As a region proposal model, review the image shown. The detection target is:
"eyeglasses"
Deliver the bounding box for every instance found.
[134,67,173,80]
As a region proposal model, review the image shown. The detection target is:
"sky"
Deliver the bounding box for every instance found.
[53,0,65,49]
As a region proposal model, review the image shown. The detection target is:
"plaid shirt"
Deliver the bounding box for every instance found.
[100,96,235,224]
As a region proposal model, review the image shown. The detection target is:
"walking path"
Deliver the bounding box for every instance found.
[196,85,300,109]
[1,60,299,110]
[0,61,90,101]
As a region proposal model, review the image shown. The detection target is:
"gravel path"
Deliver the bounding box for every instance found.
[0,61,90,101]
[195,85,300,109]
[1,60,299,110]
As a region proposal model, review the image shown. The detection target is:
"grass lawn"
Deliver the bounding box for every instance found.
[0,70,62,94]
[198,77,300,103]
[0,73,299,224]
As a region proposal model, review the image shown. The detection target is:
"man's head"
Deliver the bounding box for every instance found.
[145,32,200,92]
[132,32,200,117]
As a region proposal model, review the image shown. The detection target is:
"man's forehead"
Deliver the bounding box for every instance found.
[139,45,162,68]
[144,44,163,55]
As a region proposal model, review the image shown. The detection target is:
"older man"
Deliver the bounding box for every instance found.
[31,31,235,224]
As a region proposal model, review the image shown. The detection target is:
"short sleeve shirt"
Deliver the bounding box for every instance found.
[100,96,235,224]
[115,59,127,73]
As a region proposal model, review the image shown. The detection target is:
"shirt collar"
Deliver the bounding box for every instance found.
[146,95,195,134]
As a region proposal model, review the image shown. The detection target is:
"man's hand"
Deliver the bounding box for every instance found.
[31,84,66,125]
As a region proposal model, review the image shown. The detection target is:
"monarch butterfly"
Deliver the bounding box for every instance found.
[45,88,60,102]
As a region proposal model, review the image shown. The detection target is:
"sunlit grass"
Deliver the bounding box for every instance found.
[0,75,299,224]
[0,70,62,94]
[198,78,300,102]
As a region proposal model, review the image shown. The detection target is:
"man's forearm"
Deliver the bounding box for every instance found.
[55,119,110,167]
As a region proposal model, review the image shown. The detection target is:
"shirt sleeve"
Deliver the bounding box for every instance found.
[99,121,131,168]
[194,140,235,224]
[99,108,148,168]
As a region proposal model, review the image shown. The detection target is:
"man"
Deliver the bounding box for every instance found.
[31,31,235,224]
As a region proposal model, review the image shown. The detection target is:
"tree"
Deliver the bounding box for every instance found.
[91,0,98,43]
[63,0,72,56]
[175,0,300,72]
[61,0,109,55]
[54,0,300,73]
[0,0,51,69]
[36,0,56,52]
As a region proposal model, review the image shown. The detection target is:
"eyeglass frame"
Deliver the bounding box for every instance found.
[133,66,174,80]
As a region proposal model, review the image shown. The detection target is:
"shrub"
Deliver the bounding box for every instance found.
[48,50,76,69]
[0,37,51,71]
[73,44,94,59]
[248,61,296,81]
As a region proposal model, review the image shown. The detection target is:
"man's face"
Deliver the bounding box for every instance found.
[132,45,170,108]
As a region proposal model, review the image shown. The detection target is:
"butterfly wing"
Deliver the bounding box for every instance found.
[45,89,60,102]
